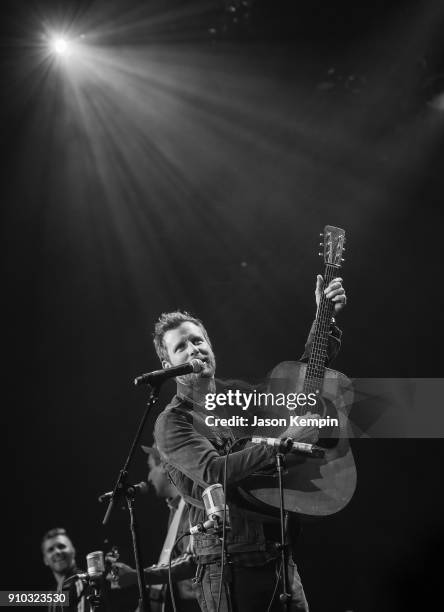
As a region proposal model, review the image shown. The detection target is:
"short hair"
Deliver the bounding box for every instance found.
[153,311,211,363]
[41,527,72,552]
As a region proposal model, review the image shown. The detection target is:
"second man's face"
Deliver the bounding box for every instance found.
[42,535,76,576]
[162,321,216,379]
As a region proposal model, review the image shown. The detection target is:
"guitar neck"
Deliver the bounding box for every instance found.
[303,263,338,394]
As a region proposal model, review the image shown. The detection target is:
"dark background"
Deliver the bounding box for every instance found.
[2,1,444,610]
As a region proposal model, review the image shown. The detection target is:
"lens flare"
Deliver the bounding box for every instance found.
[50,36,69,56]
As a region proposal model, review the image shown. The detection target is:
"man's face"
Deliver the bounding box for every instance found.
[162,321,216,380]
[147,455,171,498]
[42,535,75,576]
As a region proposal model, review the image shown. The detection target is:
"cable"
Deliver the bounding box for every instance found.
[266,560,283,612]
[168,532,189,612]
[216,436,250,612]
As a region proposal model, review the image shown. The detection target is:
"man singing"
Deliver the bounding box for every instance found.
[153,276,346,611]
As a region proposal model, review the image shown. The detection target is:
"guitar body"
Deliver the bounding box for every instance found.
[239,361,356,516]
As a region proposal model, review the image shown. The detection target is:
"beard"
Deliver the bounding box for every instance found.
[176,355,216,387]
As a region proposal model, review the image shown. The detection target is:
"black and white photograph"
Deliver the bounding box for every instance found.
[2,1,444,611]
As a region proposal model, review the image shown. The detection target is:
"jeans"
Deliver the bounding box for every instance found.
[192,559,309,612]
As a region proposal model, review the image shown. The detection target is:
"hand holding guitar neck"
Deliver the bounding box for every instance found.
[315,275,347,314]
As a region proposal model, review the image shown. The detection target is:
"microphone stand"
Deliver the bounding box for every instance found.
[87,580,104,611]
[101,385,160,612]
[276,453,291,612]
[127,493,147,612]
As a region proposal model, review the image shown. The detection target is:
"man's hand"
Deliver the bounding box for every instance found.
[280,412,320,444]
[105,561,137,589]
[315,275,347,313]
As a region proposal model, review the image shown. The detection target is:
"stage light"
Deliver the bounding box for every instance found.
[50,36,70,56]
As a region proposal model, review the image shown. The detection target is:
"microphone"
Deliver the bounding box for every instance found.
[134,359,204,387]
[188,483,230,535]
[250,436,325,458]
[86,551,105,582]
[202,483,229,525]
[63,551,105,586]
[98,481,148,503]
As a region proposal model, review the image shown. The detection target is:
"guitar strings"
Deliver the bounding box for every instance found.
[308,264,335,380]
[301,264,336,416]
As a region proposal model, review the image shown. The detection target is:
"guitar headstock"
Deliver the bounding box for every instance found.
[319,225,346,268]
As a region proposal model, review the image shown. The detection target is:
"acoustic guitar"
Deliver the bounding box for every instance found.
[239,225,356,517]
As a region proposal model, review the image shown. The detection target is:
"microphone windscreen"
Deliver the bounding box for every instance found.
[202,483,229,525]
[190,358,205,373]
[86,551,105,578]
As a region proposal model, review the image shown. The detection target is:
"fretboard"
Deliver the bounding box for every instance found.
[303,264,337,395]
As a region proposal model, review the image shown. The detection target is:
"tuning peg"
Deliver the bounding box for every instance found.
[341,257,345,262]
[318,252,323,257]
[319,242,324,247]
[319,232,323,237]
[342,247,346,252]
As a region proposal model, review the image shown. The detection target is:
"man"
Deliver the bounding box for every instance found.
[108,444,199,612]
[152,275,347,612]
[42,528,90,612]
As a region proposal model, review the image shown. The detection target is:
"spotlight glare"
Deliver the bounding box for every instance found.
[51,36,69,56]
